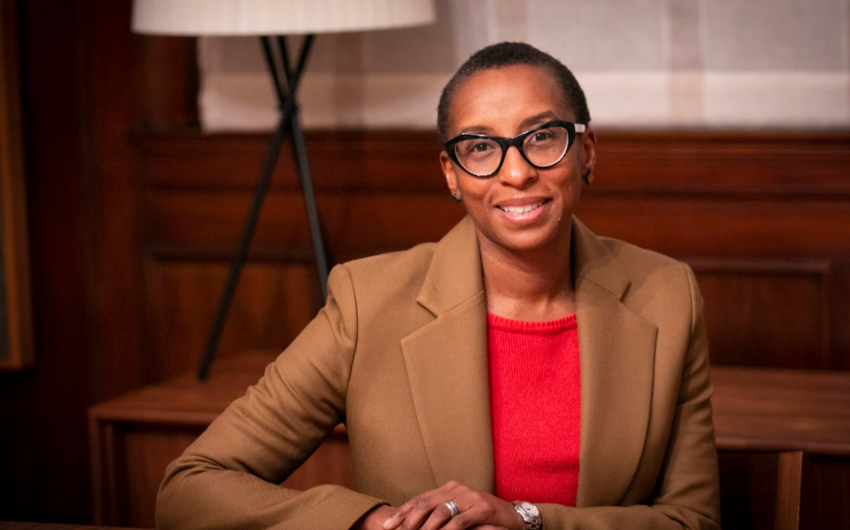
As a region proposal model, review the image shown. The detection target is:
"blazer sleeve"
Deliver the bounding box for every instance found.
[537,263,721,529]
[155,265,387,530]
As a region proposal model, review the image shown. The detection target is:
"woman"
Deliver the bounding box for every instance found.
[156,42,720,530]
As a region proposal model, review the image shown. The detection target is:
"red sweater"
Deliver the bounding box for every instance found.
[487,313,581,506]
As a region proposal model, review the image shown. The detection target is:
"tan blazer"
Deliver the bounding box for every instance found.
[156,216,721,530]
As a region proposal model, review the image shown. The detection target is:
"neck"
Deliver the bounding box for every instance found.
[479,221,575,321]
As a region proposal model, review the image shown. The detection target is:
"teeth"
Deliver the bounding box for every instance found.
[501,202,543,214]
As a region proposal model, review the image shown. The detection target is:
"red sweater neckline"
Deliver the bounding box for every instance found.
[487,312,577,335]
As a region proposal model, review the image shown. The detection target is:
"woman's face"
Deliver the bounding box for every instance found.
[440,64,595,255]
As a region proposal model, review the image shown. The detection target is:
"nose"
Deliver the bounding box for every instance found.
[497,145,537,188]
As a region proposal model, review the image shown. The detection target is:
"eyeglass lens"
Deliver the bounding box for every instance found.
[453,126,570,176]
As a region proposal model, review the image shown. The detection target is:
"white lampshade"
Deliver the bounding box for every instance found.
[132,0,436,36]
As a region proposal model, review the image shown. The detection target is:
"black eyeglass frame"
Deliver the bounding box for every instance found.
[444,120,587,178]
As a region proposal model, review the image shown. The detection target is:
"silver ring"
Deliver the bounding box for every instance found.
[444,500,459,518]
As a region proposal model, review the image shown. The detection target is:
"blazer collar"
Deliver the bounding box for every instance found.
[403,217,493,490]
[571,219,657,506]
[571,217,631,301]
[416,216,484,317]
[416,216,632,314]
[403,216,657,506]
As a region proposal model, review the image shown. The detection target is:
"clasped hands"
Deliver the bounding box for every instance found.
[356,480,526,530]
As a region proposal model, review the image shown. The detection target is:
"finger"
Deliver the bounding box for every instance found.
[419,500,458,530]
[381,507,404,529]
[393,493,443,530]
[384,482,466,530]
[382,500,416,530]
[439,504,494,530]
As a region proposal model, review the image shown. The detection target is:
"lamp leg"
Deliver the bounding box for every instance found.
[289,110,333,299]
[197,35,333,380]
[276,35,332,294]
[196,104,292,381]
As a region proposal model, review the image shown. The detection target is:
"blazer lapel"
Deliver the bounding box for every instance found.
[401,217,495,492]
[399,216,657,503]
[572,218,658,507]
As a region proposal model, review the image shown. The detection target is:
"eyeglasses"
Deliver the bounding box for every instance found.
[444,120,586,178]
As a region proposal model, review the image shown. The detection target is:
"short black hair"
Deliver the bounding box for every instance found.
[437,42,590,146]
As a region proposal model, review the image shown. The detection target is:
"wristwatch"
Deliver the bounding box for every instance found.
[512,501,542,530]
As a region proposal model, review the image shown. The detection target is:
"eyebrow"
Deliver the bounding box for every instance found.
[458,110,561,136]
[519,111,559,130]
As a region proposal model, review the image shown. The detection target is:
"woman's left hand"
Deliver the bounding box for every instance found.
[381,480,525,530]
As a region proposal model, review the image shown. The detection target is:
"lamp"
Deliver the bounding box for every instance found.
[132,0,436,380]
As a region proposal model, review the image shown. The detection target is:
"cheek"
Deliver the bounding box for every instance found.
[456,176,492,200]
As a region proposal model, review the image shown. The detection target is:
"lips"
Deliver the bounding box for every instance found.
[498,202,544,214]
[494,198,552,225]
[496,198,550,213]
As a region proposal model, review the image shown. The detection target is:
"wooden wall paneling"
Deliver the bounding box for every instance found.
[0,0,95,523]
[719,452,784,530]
[144,258,322,379]
[136,131,850,196]
[2,0,204,522]
[0,0,34,370]
[799,456,850,530]
[574,197,850,260]
[690,260,835,369]
[145,190,466,258]
[775,451,804,530]
[83,0,147,398]
[133,36,199,131]
[135,131,850,373]
[102,423,118,525]
[718,451,806,530]
[826,261,850,371]
[87,409,106,525]
[113,425,205,528]
[592,131,850,196]
[135,131,445,192]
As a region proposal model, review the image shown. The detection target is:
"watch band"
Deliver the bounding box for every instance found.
[512,501,542,530]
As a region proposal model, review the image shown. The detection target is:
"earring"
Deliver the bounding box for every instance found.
[452,193,462,203]
[582,170,594,185]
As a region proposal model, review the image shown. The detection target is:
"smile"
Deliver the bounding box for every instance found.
[494,198,552,226]
[496,199,550,214]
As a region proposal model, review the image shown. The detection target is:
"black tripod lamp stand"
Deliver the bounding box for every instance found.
[131,0,436,380]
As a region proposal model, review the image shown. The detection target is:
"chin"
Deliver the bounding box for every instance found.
[488,224,567,254]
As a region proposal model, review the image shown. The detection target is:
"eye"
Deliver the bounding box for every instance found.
[529,130,555,143]
[457,138,499,158]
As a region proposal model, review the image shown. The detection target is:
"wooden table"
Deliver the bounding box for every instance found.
[88,353,352,528]
[711,367,850,530]
[89,354,850,529]
[712,367,850,455]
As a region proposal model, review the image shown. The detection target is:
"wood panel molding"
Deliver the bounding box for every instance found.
[689,259,836,369]
[135,130,850,376]
[135,130,850,197]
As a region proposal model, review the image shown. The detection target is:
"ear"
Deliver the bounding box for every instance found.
[580,126,597,176]
[440,150,461,196]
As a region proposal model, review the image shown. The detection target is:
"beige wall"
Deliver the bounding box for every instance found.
[199,0,850,131]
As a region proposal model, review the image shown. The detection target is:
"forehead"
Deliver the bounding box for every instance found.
[448,64,572,134]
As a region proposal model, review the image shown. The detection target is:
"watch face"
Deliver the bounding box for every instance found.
[521,502,540,517]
